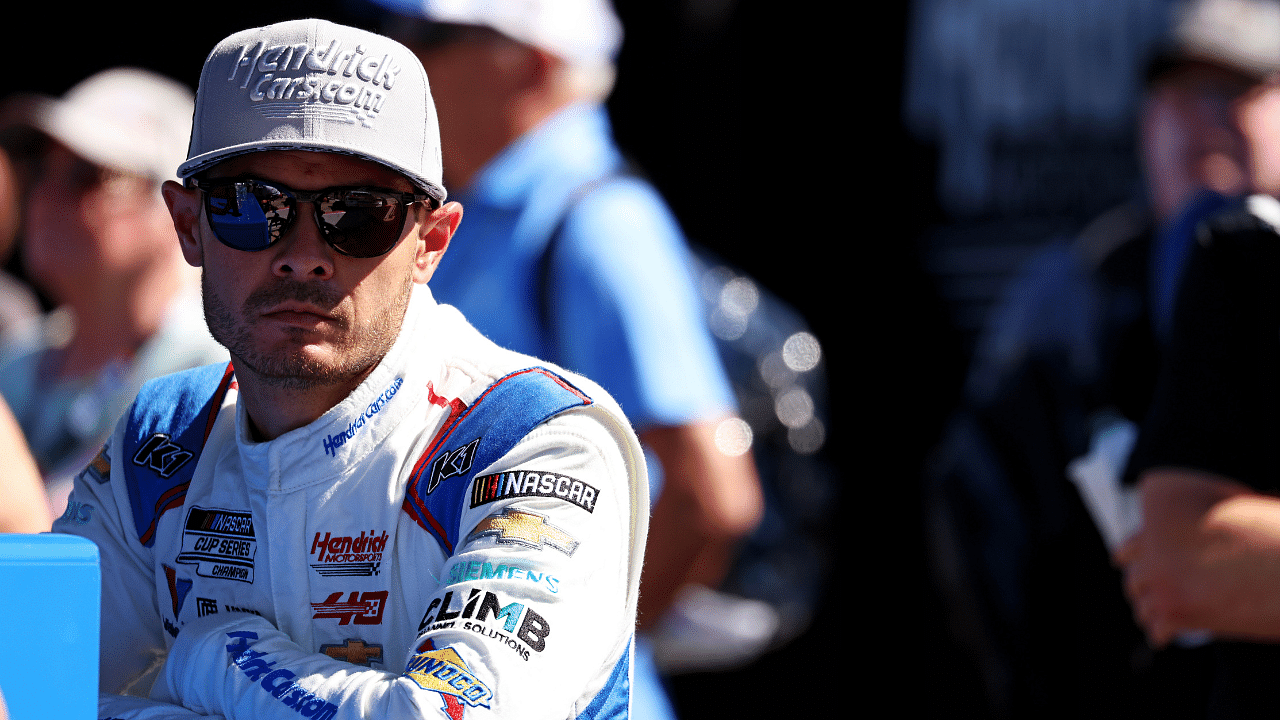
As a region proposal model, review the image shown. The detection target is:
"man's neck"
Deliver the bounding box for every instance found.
[234,363,377,442]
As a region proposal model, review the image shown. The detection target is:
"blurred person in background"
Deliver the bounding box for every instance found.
[368,1,764,717]
[0,145,43,349]
[0,68,227,515]
[0,395,51,533]
[924,0,1280,716]
[1117,191,1280,717]
[0,131,53,533]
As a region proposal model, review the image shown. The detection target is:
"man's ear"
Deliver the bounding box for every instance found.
[412,201,463,284]
[162,180,204,268]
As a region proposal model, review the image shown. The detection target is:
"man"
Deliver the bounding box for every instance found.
[366,4,764,707]
[924,0,1280,715]
[0,68,227,512]
[1116,166,1280,717]
[54,18,647,719]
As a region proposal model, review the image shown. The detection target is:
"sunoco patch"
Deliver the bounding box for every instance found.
[404,646,493,708]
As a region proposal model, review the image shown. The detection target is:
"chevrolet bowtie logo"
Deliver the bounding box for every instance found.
[465,508,579,556]
[321,638,383,666]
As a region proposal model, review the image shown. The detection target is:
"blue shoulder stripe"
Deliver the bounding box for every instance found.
[402,367,593,554]
[124,363,235,547]
[579,640,632,719]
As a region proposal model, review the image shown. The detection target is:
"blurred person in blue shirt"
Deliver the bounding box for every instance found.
[366,1,765,717]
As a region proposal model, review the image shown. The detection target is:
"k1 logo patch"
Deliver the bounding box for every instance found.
[427,438,480,494]
[133,433,193,478]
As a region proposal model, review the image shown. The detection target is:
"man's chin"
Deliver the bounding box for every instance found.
[233,348,373,391]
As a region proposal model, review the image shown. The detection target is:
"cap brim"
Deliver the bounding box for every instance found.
[179,143,447,204]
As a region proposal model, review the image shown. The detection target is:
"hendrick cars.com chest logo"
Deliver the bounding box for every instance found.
[176,507,257,583]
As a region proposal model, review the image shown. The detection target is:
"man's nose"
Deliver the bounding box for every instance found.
[271,203,335,279]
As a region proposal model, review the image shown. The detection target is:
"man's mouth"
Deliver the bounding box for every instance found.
[245,280,345,328]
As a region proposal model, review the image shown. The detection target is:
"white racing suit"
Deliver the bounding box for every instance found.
[55,286,648,719]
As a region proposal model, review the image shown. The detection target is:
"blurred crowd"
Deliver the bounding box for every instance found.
[913,0,1280,717]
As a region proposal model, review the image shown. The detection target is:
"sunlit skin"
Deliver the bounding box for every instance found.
[162,150,462,440]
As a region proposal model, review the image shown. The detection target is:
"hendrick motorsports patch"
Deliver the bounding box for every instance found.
[469,470,599,513]
[176,506,257,583]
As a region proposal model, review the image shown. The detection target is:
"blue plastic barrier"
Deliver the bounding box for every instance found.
[0,534,99,719]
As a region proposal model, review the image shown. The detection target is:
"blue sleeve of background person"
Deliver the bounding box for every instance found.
[546,176,736,432]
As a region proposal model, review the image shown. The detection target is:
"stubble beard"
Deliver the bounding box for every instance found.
[202,271,412,392]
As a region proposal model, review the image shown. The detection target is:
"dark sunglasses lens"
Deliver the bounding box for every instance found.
[205,181,293,251]
[318,191,407,258]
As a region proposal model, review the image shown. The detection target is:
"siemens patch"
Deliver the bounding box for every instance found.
[469,470,599,513]
[58,499,94,525]
[176,507,257,583]
[446,560,560,594]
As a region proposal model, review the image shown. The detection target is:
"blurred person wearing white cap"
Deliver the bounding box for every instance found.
[367,3,764,715]
[0,68,228,514]
[53,18,649,720]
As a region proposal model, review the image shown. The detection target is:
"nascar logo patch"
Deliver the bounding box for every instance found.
[469,470,599,513]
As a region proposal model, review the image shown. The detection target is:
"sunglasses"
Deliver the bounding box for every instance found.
[189,177,434,258]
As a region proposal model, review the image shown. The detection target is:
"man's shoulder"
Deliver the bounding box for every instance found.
[133,362,235,410]
[428,304,627,419]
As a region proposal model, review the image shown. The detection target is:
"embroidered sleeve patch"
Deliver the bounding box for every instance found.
[465,508,579,556]
[469,470,599,513]
[404,646,494,709]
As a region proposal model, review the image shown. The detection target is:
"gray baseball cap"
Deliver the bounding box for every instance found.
[178,18,446,203]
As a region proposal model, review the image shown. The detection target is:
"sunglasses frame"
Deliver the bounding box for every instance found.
[188,176,435,258]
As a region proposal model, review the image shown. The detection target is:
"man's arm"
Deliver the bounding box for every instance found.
[0,396,51,532]
[157,408,642,719]
[637,420,763,628]
[549,180,765,625]
[1116,467,1280,646]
